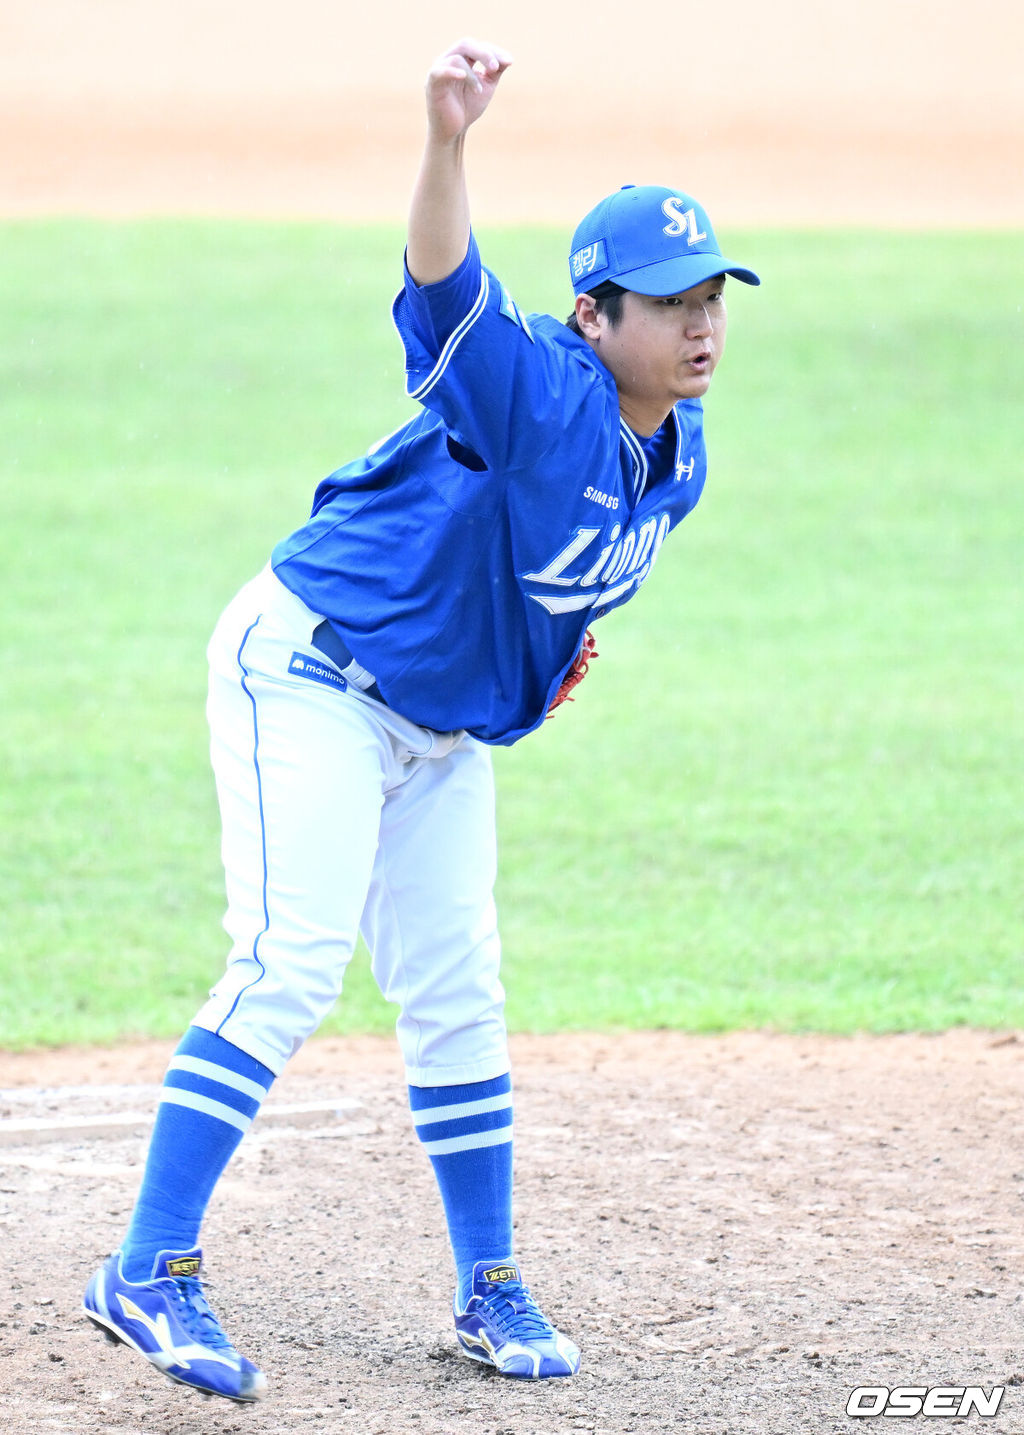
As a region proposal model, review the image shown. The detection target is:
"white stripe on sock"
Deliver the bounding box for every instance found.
[412,1093,513,1128]
[167,1055,268,1102]
[159,1086,253,1133]
[419,1125,513,1157]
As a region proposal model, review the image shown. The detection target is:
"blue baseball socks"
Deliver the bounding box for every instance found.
[409,1072,515,1307]
[119,1035,514,1306]
[118,1025,275,1280]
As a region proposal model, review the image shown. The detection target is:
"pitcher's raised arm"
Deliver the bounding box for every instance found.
[406,38,513,287]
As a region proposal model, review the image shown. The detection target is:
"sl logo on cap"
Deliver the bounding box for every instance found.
[661,197,707,247]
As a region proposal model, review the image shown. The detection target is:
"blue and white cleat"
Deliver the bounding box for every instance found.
[453,1260,580,1379]
[82,1247,266,1402]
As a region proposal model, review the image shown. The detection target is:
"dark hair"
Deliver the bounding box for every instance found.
[565,279,627,335]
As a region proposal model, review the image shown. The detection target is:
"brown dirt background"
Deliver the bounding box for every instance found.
[3,1032,1024,1433]
[4,3,1024,1432]
[3,0,1023,226]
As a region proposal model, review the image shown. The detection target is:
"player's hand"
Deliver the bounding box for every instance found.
[425,38,513,144]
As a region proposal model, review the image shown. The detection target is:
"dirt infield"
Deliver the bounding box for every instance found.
[3,1030,1024,1434]
[3,1,1022,225]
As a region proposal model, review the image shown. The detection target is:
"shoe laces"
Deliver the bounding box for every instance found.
[480,1280,555,1343]
[170,1276,235,1353]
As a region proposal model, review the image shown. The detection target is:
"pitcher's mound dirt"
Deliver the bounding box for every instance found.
[3,1029,1023,1434]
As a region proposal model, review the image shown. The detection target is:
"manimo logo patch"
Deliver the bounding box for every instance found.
[288,652,348,691]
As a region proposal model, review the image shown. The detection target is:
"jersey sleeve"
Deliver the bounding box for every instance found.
[392,235,603,472]
[400,236,488,353]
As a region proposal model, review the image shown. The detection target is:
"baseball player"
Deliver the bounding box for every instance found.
[82,37,759,1401]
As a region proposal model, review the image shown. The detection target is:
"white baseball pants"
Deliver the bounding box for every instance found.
[193,566,509,1086]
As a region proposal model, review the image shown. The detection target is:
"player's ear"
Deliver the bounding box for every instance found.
[574,293,603,341]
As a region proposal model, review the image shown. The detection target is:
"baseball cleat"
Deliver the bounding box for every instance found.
[82,1247,266,1403]
[453,1260,580,1379]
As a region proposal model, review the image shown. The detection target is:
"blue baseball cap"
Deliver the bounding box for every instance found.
[569,184,760,296]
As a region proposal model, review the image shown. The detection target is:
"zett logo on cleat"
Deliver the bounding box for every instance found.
[166,1256,202,1278]
[482,1265,518,1284]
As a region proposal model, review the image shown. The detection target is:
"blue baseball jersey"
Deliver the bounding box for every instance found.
[272,236,709,745]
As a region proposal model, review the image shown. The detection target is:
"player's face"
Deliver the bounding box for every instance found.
[586,277,728,434]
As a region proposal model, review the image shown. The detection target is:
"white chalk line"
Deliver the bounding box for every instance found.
[0,1093,365,1147]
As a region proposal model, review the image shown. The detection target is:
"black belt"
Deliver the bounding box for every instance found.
[310,621,387,705]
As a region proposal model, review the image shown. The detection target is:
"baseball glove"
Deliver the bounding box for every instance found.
[546,629,599,717]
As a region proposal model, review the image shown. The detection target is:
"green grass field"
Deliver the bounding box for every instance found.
[2,220,1021,1048]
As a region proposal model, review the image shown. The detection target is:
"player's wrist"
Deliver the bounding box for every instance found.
[421,126,469,164]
